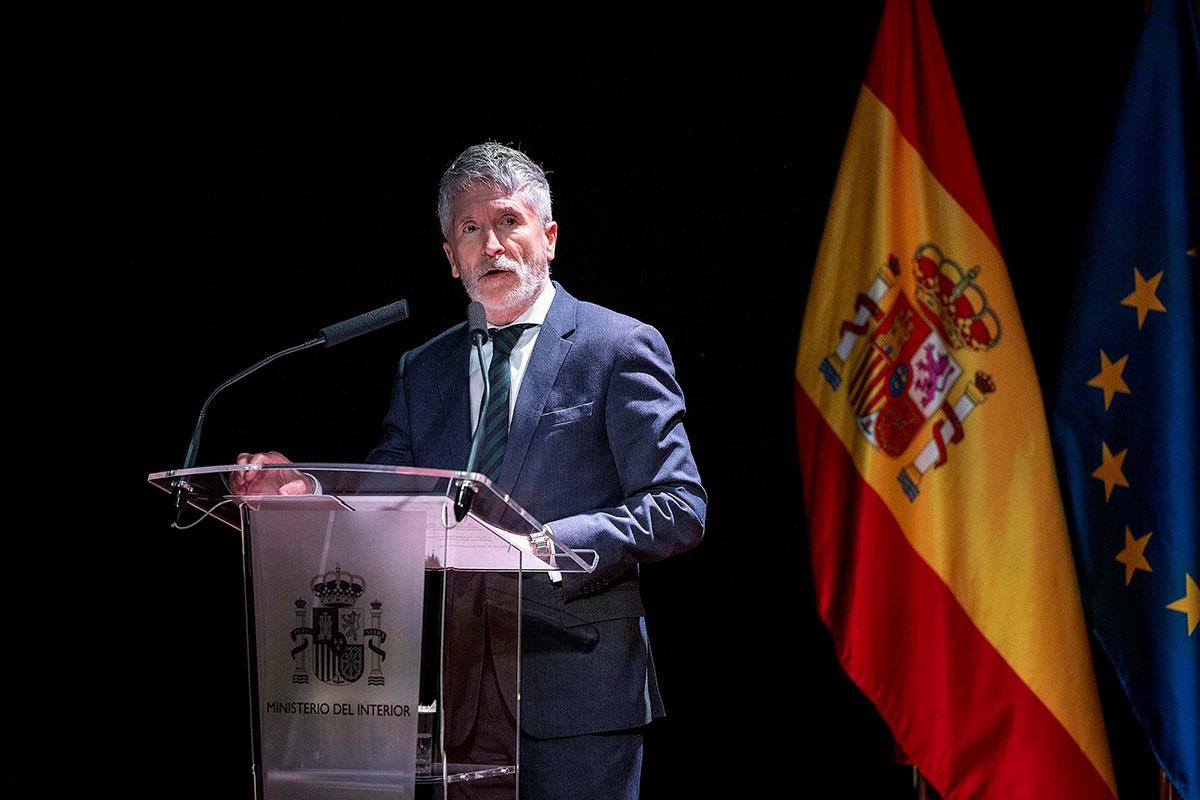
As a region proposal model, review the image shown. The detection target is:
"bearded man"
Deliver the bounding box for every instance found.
[236,142,706,800]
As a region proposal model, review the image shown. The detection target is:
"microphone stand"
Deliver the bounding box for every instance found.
[454,332,490,521]
[171,298,410,524]
[172,337,324,522]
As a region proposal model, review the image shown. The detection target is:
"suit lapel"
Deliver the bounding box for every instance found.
[498,284,577,493]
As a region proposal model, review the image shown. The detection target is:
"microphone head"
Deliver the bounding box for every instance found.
[320,299,410,348]
[467,301,489,344]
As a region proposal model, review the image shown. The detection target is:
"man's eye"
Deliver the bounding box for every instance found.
[462,223,479,234]
[502,216,518,225]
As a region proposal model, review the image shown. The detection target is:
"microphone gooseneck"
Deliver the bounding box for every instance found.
[172,298,411,523]
[455,302,490,521]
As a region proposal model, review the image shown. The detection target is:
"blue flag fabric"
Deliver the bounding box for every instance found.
[1052,0,1199,796]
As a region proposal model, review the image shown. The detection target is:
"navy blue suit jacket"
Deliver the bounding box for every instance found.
[367,281,706,739]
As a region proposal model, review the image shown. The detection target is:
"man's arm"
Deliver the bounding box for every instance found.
[229,451,316,495]
[366,350,416,467]
[551,323,707,600]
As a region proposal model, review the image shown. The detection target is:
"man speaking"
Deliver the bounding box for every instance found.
[234,142,706,799]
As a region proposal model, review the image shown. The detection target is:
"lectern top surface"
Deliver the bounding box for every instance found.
[148,463,543,537]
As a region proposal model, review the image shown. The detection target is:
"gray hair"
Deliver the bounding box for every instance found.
[437,142,553,239]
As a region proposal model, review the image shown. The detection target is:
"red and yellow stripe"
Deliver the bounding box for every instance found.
[795,2,1116,797]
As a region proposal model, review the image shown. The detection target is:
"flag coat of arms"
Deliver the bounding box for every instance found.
[794,1,1117,797]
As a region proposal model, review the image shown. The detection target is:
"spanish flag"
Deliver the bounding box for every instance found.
[794,1,1117,797]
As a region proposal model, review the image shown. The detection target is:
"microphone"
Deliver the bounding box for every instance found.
[320,299,410,347]
[466,301,489,346]
[172,299,411,522]
[455,301,491,521]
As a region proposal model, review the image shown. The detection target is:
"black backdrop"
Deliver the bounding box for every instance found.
[44,3,1169,797]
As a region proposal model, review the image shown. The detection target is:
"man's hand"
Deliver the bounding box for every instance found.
[230,452,316,495]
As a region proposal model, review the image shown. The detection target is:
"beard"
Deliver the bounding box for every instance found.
[461,252,549,317]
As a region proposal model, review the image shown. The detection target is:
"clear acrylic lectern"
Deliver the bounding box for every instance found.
[148,464,598,800]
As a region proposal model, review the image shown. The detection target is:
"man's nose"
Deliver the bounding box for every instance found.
[483,228,505,257]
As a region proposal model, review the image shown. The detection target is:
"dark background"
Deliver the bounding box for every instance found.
[39,3,1170,797]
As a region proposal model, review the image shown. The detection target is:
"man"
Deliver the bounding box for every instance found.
[235,142,706,799]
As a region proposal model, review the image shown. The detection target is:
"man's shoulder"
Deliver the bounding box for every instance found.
[575,298,640,328]
[556,285,656,346]
[572,303,675,367]
[400,321,466,370]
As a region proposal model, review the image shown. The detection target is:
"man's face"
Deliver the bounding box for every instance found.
[442,183,557,324]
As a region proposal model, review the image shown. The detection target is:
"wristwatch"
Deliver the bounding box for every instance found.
[530,524,554,560]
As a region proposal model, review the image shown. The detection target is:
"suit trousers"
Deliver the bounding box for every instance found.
[445,614,645,800]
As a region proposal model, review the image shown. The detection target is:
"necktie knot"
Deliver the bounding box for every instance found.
[489,324,534,357]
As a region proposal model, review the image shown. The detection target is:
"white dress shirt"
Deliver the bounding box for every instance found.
[468,281,556,433]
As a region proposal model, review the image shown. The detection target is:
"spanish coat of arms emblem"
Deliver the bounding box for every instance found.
[288,564,389,686]
[818,244,1002,501]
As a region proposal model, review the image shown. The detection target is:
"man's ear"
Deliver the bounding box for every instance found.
[543,221,558,261]
[444,242,460,278]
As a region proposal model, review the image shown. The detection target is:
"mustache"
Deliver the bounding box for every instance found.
[474,255,521,277]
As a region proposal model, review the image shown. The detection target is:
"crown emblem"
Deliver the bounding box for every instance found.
[912,243,1002,351]
[311,563,366,607]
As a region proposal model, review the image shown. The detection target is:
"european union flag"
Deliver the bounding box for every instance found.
[1052,0,1198,797]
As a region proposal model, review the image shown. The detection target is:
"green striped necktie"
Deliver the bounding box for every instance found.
[477,323,535,481]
